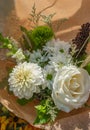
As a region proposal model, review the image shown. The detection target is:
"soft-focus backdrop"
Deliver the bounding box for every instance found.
[0,0,90,41]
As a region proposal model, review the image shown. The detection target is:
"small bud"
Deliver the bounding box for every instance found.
[7,44,12,49]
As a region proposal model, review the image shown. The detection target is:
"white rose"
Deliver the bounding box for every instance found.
[52,65,90,112]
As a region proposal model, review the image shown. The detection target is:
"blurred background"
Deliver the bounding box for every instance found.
[0,0,90,41]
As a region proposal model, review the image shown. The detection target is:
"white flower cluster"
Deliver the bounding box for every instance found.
[8,38,90,112]
[29,49,48,66]
[43,39,72,71]
[12,49,25,63]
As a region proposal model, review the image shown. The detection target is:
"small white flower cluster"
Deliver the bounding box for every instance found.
[12,49,25,63]
[43,39,72,71]
[8,38,90,113]
[42,39,72,88]
[29,49,48,66]
[43,39,71,54]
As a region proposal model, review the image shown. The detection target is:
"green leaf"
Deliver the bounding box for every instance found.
[84,62,90,75]
[34,115,50,124]
[20,26,33,50]
[59,49,64,53]
[46,74,53,80]
[35,105,46,113]
[17,97,34,106]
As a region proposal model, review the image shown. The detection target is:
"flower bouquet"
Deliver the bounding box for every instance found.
[0,3,90,130]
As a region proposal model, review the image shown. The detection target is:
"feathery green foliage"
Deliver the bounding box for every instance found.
[34,98,58,124]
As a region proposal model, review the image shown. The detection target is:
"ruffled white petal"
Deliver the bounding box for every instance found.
[8,62,44,99]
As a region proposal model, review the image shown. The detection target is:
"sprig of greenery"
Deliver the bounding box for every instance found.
[69,42,88,67]
[41,13,56,38]
[29,1,57,28]
[41,13,56,27]
[29,3,40,27]
[0,33,18,56]
[34,98,59,124]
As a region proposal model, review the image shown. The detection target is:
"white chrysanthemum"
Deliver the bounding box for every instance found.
[30,49,48,64]
[43,39,72,71]
[43,39,71,55]
[8,62,44,99]
[12,49,25,62]
[49,53,72,71]
[30,49,42,63]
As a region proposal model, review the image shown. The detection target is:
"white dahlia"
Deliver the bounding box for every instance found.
[8,62,44,99]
